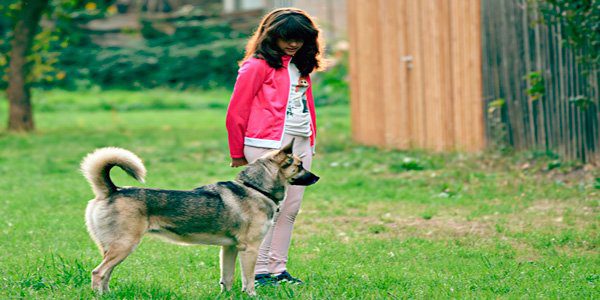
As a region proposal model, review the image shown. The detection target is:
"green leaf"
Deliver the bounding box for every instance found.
[569,95,594,110]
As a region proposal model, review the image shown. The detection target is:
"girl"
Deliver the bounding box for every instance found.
[225,7,324,287]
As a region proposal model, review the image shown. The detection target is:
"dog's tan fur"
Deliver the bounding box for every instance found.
[81,144,318,295]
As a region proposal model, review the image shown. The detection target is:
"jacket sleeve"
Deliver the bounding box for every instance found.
[226,59,266,158]
[307,75,317,152]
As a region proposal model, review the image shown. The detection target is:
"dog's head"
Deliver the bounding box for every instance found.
[270,141,320,186]
[236,140,319,203]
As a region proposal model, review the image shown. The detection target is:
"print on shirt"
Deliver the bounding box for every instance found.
[288,76,310,116]
[285,63,312,137]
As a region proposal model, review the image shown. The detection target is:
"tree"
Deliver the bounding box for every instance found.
[6,0,48,131]
[3,0,113,131]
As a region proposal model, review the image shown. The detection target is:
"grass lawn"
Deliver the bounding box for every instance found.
[0,89,598,299]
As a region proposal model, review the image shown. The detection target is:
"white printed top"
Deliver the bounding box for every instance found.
[284,63,312,137]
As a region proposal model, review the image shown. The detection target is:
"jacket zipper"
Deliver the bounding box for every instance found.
[279,61,293,147]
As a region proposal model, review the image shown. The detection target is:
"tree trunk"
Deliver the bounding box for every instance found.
[7,0,49,132]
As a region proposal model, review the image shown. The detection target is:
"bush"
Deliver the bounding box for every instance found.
[1,5,351,99]
[313,51,350,106]
[35,11,248,90]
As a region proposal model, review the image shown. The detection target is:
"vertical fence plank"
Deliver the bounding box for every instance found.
[450,0,463,150]
[544,17,559,153]
[532,3,547,150]
[421,0,446,151]
[420,0,437,150]
[557,17,568,158]
[396,0,411,149]
[379,0,406,148]
[449,0,484,152]
[481,0,496,147]
[406,0,426,149]
[469,0,485,151]
[523,1,536,147]
[347,0,361,144]
[349,0,385,146]
[451,0,467,151]
[439,0,455,151]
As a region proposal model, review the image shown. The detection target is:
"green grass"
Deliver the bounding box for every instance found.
[0,89,598,299]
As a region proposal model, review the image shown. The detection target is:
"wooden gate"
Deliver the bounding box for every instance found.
[347,0,484,152]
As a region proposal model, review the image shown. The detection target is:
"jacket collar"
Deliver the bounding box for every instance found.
[282,55,292,67]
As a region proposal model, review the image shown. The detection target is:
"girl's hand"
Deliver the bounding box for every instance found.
[230,157,248,168]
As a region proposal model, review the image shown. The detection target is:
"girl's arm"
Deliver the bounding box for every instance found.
[225,58,267,159]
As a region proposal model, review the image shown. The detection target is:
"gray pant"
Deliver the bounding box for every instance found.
[243,133,313,275]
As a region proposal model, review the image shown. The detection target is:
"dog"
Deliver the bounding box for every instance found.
[80,142,319,295]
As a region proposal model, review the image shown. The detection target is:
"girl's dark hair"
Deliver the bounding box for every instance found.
[242,7,325,76]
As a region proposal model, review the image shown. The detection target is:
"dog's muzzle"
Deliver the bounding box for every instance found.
[289,170,320,186]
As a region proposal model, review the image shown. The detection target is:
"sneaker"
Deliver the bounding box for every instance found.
[274,271,304,285]
[254,273,279,288]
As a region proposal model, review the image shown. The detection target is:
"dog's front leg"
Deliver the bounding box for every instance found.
[238,243,260,296]
[220,245,238,292]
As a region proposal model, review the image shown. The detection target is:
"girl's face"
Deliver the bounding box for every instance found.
[277,38,304,56]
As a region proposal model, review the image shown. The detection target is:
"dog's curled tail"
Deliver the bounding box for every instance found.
[81,147,146,199]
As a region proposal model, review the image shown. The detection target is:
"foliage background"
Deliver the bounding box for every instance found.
[1,2,349,105]
[0,3,248,90]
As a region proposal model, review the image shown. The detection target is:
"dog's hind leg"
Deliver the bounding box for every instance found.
[91,239,140,293]
[238,242,260,296]
[219,245,238,292]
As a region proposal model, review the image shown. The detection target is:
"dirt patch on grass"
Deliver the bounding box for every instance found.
[526,200,564,212]
[297,199,597,242]
[296,213,494,240]
[513,199,598,230]
[394,217,492,236]
[525,199,597,214]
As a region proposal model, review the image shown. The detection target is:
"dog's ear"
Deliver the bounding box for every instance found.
[273,139,294,163]
[280,139,294,155]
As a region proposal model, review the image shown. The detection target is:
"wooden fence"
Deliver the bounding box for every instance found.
[482,0,599,163]
[347,0,485,152]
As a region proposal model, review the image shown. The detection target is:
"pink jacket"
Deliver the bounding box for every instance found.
[226,55,317,159]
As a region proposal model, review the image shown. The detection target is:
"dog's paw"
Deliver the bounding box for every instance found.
[92,287,108,295]
[243,288,257,297]
[220,281,233,293]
